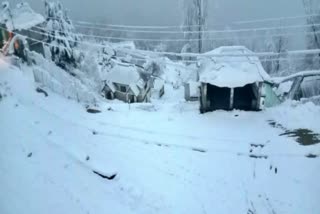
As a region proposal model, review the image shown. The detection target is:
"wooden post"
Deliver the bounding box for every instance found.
[200,83,207,113]
[203,83,208,109]
[230,88,234,110]
[257,82,263,110]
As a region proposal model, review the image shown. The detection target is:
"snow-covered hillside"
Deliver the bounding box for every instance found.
[0,59,320,214]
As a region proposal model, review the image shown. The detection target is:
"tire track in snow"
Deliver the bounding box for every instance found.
[16,91,318,160]
[95,120,270,145]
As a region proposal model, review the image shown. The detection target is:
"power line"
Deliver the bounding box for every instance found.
[117,46,320,59]
[33,25,320,43]
[73,13,320,30]
[4,26,320,61]
[234,13,320,24]
[21,27,320,58]
[73,22,320,35]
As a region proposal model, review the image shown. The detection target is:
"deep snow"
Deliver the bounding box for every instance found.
[0,59,320,214]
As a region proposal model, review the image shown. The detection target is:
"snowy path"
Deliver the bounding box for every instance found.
[1,64,320,214]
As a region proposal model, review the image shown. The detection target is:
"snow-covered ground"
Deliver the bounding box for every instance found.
[1,59,320,214]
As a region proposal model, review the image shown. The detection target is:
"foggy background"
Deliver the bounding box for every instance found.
[11,0,305,26]
[11,0,307,49]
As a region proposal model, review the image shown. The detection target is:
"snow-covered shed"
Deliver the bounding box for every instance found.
[102,63,152,103]
[0,2,45,57]
[198,46,271,113]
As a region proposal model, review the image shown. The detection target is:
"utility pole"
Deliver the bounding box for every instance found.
[198,0,203,53]
[8,6,15,31]
[302,0,320,65]
[302,0,320,48]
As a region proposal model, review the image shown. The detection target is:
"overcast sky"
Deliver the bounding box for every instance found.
[13,0,305,26]
[10,0,309,49]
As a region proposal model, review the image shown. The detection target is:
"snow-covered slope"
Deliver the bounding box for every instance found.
[0,60,320,214]
[31,53,99,104]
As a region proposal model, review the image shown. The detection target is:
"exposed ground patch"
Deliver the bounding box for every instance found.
[87,108,101,114]
[268,120,320,146]
[93,170,117,180]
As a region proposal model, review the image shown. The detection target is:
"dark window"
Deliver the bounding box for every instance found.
[119,85,127,93]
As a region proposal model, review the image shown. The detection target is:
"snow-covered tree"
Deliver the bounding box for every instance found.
[0,2,12,29]
[181,43,193,63]
[302,0,320,70]
[262,28,289,76]
[97,42,116,72]
[273,33,289,75]
[154,42,167,52]
[144,59,163,78]
[182,0,208,53]
[44,1,80,70]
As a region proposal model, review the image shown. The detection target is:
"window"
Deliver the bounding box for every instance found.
[119,85,127,93]
[300,76,320,99]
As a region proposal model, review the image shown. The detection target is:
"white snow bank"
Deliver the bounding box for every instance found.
[199,46,271,88]
[153,78,164,90]
[266,101,320,133]
[162,60,196,89]
[188,81,200,97]
[0,2,44,31]
[1,57,320,214]
[31,53,99,104]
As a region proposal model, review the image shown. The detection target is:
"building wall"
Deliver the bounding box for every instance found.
[200,82,263,113]
[103,80,153,103]
[16,25,45,56]
[0,25,10,48]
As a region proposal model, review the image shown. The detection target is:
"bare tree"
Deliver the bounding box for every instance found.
[302,0,320,70]
[182,0,208,53]
[263,27,289,75]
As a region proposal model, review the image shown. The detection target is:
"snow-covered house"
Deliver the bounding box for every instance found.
[0,2,45,57]
[198,46,271,113]
[102,63,152,103]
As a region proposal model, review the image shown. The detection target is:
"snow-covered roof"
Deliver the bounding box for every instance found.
[0,2,45,31]
[273,70,320,84]
[106,81,116,93]
[104,64,145,96]
[199,46,271,88]
[129,83,140,96]
[106,64,141,85]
